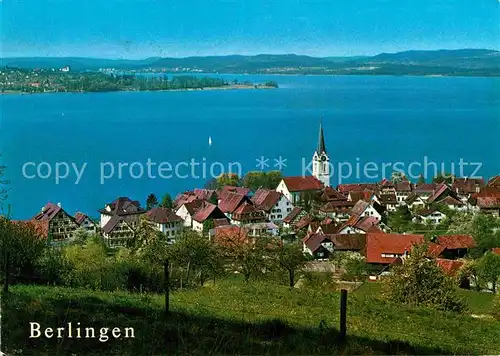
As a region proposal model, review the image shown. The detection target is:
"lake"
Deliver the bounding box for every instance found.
[1,74,499,219]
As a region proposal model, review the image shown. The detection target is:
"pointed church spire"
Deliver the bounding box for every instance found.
[317,118,327,154]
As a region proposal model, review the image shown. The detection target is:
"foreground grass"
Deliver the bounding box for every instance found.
[1,280,499,355]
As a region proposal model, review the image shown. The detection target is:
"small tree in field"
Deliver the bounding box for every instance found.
[382,244,466,312]
[477,252,500,293]
[274,241,306,287]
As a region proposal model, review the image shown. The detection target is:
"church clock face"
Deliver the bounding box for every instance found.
[321,155,327,162]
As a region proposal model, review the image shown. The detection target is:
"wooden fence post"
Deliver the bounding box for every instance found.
[339,289,347,342]
[3,250,9,293]
[164,259,170,315]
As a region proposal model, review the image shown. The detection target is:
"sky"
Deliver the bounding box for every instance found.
[1,0,499,59]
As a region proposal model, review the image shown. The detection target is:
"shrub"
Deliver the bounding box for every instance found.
[382,244,466,313]
[492,294,500,321]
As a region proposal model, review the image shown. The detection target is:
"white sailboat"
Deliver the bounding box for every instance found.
[208,136,212,147]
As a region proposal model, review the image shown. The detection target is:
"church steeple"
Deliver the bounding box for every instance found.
[317,118,327,155]
[312,118,330,187]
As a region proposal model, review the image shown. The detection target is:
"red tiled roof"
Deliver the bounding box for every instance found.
[350,200,370,216]
[74,211,91,225]
[251,189,282,212]
[329,234,366,250]
[320,200,356,212]
[355,216,381,232]
[426,242,446,258]
[283,207,303,224]
[365,233,425,264]
[213,225,250,248]
[193,188,217,201]
[218,186,251,199]
[337,183,378,194]
[174,192,198,208]
[182,199,205,215]
[472,186,500,198]
[436,258,464,276]
[349,190,373,203]
[232,201,258,215]
[487,175,500,187]
[145,207,183,224]
[102,216,133,234]
[32,202,61,221]
[317,223,340,234]
[303,233,333,253]
[437,235,476,250]
[476,196,500,209]
[414,183,437,193]
[321,186,348,201]
[427,183,451,204]
[192,203,223,223]
[282,176,324,192]
[452,178,484,194]
[439,196,464,206]
[218,192,247,214]
[294,215,314,230]
[380,178,394,187]
[395,181,412,192]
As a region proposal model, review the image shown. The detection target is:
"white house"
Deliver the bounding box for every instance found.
[405,193,427,210]
[413,208,447,225]
[98,197,145,229]
[251,188,293,224]
[276,176,324,204]
[244,222,279,237]
[350,200,382,221]
[175,200,204,228]
[145,207,184,243]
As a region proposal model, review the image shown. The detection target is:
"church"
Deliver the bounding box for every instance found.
[312,120,330,187]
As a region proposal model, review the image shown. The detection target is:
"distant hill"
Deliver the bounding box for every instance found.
[2,49,499,76]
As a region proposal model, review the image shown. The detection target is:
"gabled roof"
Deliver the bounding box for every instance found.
[350,200,370,216]
[102,215,133,234]
[181,199,205,215]
[294,215,314,230]
[303,233,333,253]
[173,191,198,208]
[436,258,464,276]
[317,223,340,235]
[192,203,224,223]
[356,216,382,232]
[365,233,425,264]
[380,178,394,188]
[282,176,324,192]
[426,242,446,258]
[348,190,374,203]
[438,196,464,206]
[452,178,484,194]
[32,202,62,221]
[145,207,183,224]
[487,175,500,187]
[416,207,446,217]
[218,186,251,199]
[337,183,378,194]
[99,197,145,216]
[218,192,247,214]
[74,212,95,225]
[405,192,425,204]
[232,201,260,215]
[329,234,367,251]
[283,207,303,224]
[377,193,397,205]
[193,188,217,200]
[320,186,347,202]
[414,183,437,193]
[251,189,282,212]
[437,235,476,250]
[320,200,356,212]
[395,181,412,192]
[427,183,452,204]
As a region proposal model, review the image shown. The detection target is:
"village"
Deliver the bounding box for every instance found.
[17,123,500,291]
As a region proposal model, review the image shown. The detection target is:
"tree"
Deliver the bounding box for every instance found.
[387,205,413,233]
[382,244,466,312]
[390,171,405,184]
[203,219,215,236]
[274,242,306,287]
[146,193,159,210]
[216,173,240,188]
[160,193,173,209]
[241,171,283,190]
[493,294,500,321]
[134,216,162,251]
[477,252,500,293]
[0,155,10,216]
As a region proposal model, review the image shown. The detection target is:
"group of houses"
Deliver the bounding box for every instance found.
[16,122,500,282]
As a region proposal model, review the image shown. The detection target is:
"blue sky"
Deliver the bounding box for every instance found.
[1,0,499,58]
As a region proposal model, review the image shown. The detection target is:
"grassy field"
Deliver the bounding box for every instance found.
[1,279,499,355]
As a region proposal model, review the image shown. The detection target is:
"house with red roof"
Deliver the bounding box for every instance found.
[145,207,184,243]
[230,201,266,226]
[282,207,305,229]
[318,200,356,221]
[74,212,98,234]
[302,232,366,260]
[217,186,251,200]
[395,180,412,204]
[436,234,476,258]
[218,191,249,219]
[452,177,483,201]
[175,199,205,228]
[374,193,398,212]
[251,188,294,224]
[276,176,324,204]
[349,200,383,221]
[101,216,135,248]
[404,193,427,210]
[98,197,145,230]
[413,183,437,200]
[364,233,425,265]
[191,202,228,233]
[32,202,79,243]
[337,215,382,234]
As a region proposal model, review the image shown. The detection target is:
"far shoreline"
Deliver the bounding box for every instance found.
[0,83,278,95]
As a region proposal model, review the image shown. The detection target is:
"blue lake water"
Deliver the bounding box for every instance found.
[1,75,499,219]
